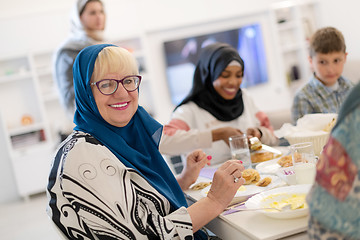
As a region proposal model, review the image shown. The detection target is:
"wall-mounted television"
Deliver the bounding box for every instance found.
[163,23,268,105]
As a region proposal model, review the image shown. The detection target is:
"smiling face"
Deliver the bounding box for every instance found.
[309,51,347,87]
[92,72,138,127]
[90,47,139,127]
[212,65,243,100]
[80,1,106,31]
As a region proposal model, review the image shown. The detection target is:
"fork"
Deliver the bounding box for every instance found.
[223,207,281,215]
[223,204,293,215]
[224,201,247,211]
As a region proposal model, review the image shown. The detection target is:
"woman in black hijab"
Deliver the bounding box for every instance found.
[178,42,245,121]
[160,43,278,166]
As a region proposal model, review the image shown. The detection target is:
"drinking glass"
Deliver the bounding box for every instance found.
[290,142,317,184]
[229,134,252,169]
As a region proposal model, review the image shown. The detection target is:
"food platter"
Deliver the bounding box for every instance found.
[250,145,283,166]
[201,175,282,201]
[245,184,312,219]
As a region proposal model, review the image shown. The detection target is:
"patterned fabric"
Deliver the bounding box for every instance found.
[291,75,353,124]
[307,83,360,239]
[47,131,196,239]
[308,216,357,240]
[315,137,357,201]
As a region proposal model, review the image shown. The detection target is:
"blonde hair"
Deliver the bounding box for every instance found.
[92,46,139,82]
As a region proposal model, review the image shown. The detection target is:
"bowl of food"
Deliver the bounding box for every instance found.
[245,184,312,219]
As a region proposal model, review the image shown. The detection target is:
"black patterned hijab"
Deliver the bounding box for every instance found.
[176,42,245,121]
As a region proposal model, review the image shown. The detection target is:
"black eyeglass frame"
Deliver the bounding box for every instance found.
[90,75,142,95]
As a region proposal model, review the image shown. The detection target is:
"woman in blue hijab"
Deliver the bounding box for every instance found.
[47,44,245,239]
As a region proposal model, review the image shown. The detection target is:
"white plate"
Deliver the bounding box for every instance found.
[251,145,284,168]
[255,158,282,174]
[201,175,282,201]
[245,184,312,219]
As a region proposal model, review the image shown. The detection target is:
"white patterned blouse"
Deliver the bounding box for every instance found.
[47,131,194,239]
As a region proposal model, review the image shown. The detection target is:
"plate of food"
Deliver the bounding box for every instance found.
[201,169,283,201]
[255,158,282,175]
[245,184,312,219]
[256,154,293,175]
[249,138,283,166]
[250,144,283,166]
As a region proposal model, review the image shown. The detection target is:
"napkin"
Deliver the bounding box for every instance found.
[274,113,338,138]
[199,167,217,179]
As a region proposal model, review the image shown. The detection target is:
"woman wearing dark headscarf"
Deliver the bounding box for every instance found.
[160,43,278,165]
[47,44,245,239]
[53,0,106,120]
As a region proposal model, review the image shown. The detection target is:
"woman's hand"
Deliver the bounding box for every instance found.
[206,160,245,209]
[246,127,262,140]
[212,127,243,146]
[186,160,245,232]
[176,149,210,190]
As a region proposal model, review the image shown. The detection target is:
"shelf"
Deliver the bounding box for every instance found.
[271,0,317,94]
[277,21,297,31]
[8,122,45,136]
[0,51,56,198]
[11,140,53,161]
[0,72,33,83]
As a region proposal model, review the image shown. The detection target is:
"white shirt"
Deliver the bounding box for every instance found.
[160,89,278,165]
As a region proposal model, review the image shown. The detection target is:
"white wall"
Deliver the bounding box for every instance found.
[1,0,359,120]
[1,0,360,60]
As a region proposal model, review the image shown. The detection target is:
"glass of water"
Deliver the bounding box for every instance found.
[290,142,317,184]
[229,134,252,169]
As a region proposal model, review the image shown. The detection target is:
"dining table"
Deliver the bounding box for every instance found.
[183,146,310,240]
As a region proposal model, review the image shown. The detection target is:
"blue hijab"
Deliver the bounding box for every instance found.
[72,44,187,210]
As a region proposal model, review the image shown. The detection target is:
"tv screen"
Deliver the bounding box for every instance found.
[163,23,268,105]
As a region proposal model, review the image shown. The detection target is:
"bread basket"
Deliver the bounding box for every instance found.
[285,131,330,157]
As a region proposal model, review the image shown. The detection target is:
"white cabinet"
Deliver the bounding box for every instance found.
[0,52,70,198]
[31,51,73,143]
[270,0,318,94]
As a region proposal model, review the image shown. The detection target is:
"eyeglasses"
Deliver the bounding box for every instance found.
[91,75,142,95]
